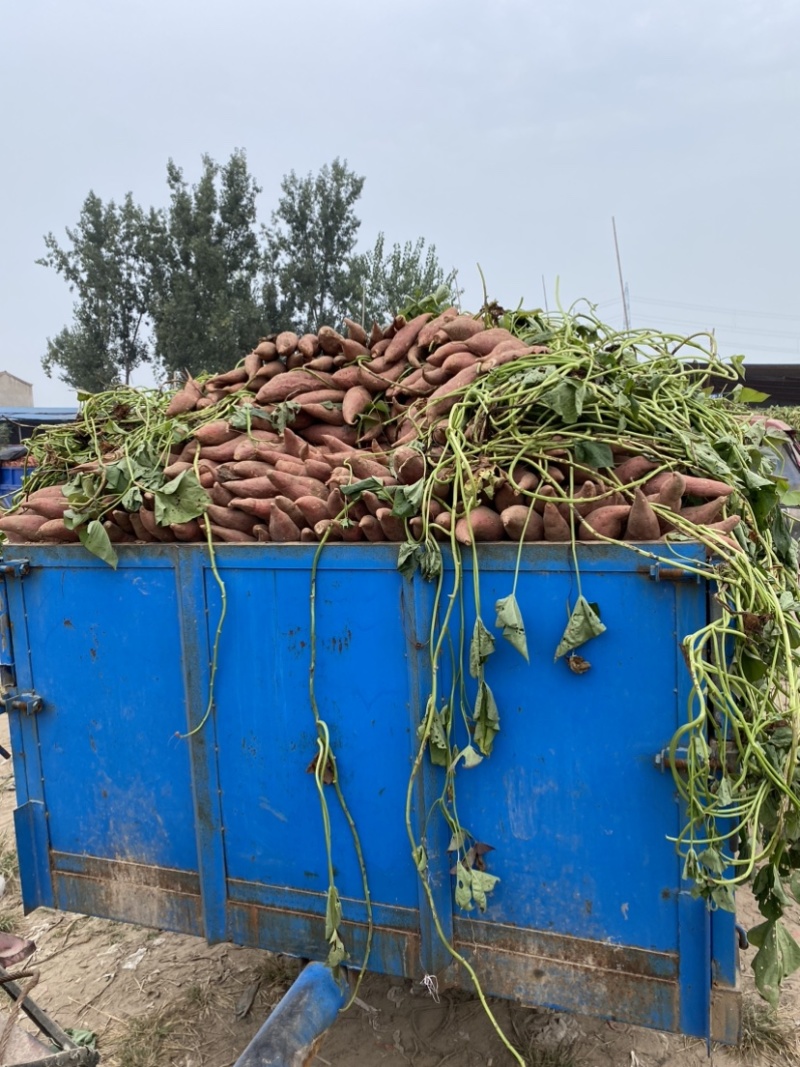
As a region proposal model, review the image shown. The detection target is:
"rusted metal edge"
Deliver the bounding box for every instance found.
[454,917,678,980]
[711,983,742,1045]
[50,852,200,896]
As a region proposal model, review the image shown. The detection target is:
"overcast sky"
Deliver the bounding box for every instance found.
[1,0,798,407]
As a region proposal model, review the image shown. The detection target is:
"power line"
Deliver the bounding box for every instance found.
[633,295,800,322]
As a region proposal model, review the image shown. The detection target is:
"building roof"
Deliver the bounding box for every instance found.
[0,407,78,425]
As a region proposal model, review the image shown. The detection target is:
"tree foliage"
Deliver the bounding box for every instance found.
[348,233,459,327]
[39,155,458,392]
[263,158,365,334]
[149,151,265,379]
[38,192,151,391]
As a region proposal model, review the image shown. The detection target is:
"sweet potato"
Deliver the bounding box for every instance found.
[464,328,519,357]
[127,511,154,541]
[294,495,331,528]
[705,515,741,534]
[501,505,543,542]
[533,484,558,515]
[417,308,458,348]
[255,369,337,405]
[624,489,661,541]
[579,505,632,541]
[198,439,242,463]
[314,518,344,541]
[163,459,193,479]
[267,470,328,502]
[275,331,299,357]
[280,427,309,460]
[317,326,344,355]
[206,503,257,534]
[207,367,249,390]
[339,338,370,362]
[455,506,504,544]
[36,518,81,543]
[138,508,175,543]
[423,340,471,369]
[358,361,406,394]
[230,497,274,520]
[393,446,425,485]
[268,507,301,542]
[682,476,734,499]
[543,502,571,542]
[425,364,481,420]
[298,333,320,359]
[0,512,47,541]
[441,315,485,342]
[255,340,278,359]
[166,387,198,417]
[343,318,369,346]
[301,424,359,448]
[171,519,203,541]
[681,497,727,525]
[210,483,234,507]
[342,385,373,426]
[297,403,345,426]
[111,509,135,535]
[613,456,659,485]
[218,460,274,482]
[656,472,686,513]
[23,494,68,519]
[193,421,237,447]
[224,477,277,499]
[272,495,306,529]
[382,312,432,364]
[376,507,406,541]
[204,522,256,543]
[359,514,386,542]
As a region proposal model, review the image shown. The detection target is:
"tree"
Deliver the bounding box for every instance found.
[149,151,265,379]
[347,234,459,327]
[39,192,152,392]
[263,158,365,333]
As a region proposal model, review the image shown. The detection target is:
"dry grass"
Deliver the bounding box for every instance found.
[734,993,799,1066]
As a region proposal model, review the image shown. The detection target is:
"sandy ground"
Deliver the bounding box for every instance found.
[0,724,798,1067]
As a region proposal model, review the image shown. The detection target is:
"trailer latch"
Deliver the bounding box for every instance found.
[2,691,43,716]
[655,742,737,774]
[648,562,700,583]
[0,559,30,578]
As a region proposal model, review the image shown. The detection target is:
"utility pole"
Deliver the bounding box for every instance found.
[612,216,630,331]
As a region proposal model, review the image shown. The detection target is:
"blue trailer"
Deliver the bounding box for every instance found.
[0,541,740,1045]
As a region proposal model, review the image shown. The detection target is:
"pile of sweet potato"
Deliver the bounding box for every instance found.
[0,311,742,547]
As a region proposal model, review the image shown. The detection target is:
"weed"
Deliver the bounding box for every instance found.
[735,993,798,1066]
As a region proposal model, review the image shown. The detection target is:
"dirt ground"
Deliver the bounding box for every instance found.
[0,730,798,1067]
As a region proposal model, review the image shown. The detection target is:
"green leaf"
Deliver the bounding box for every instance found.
[789,872,800,904]
[454,861,474,911]
[391,479,424,518]
[447,829,467,852]
[340,476,383,498]
[397,540,421,579]
[540,379,584,423]
[326,931,347,969]
[494,593,529,661]
[451,744,483,770]
[734,386,771,404]
[779,490,800,507]
[78,520,118,569]
[697,846,727,876]
[574,440,614,469]
[421,541,442,582]
[554,596,607,660]
[469,618,496,678]
[153,470,209,526]
[325,885,343,941]
[749,919,800,1008]
[470,869,500,912]
[753,865,793,920]
[64,1029,97,1050]
[427,711,450,767]
[413,845,428,873]
[473,680,500,756]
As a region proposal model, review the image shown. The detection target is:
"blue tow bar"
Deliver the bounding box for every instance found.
[233,962,350,1066]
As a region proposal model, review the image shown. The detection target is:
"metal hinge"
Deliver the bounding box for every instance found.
[3,690,43,715]
[648,561,701,583]
[0,559,30,579]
